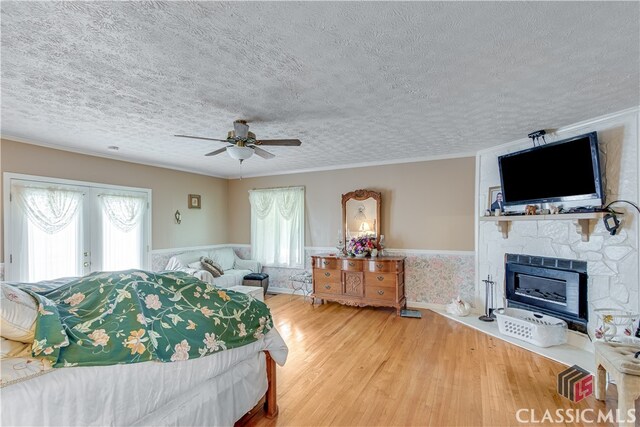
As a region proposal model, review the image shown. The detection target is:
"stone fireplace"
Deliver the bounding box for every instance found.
[477,109,639,341]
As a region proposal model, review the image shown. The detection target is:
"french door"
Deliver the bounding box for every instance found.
[5,175,151,282]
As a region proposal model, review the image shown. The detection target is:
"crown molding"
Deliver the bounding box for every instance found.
[0,134,227,179]
[227,150,477,179]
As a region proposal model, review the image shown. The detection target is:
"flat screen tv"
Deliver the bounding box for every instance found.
[498,132,603,207]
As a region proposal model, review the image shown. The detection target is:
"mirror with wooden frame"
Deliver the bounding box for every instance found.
[342,189,381,247]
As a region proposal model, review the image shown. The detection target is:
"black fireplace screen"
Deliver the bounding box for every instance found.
[505,254,588,330]
[514,273,567,306]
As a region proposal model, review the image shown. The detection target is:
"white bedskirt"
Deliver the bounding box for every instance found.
[1,329,287,426]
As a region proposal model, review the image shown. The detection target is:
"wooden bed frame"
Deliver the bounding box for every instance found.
[235,351,278,425]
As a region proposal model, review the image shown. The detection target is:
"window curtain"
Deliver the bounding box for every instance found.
[12,184,84,281]
[100,194,146,271]
[249,187,304,267]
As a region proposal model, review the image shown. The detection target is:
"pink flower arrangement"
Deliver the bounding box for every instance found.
[347,236,376,256]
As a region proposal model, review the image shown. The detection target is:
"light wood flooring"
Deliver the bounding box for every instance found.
[249,295,628,426]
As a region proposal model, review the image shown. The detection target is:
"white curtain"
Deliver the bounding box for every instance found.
[12,184,84,281]
[100,194,146,271]
[249,187,304,267]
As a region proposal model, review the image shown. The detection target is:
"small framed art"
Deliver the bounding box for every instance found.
[188,194,201,209]
[488,186,503,213]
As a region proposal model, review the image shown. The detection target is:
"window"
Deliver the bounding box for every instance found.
[249,186,304,268]
[5,175,150,282]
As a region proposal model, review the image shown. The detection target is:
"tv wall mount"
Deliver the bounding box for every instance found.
[528,129,547,146]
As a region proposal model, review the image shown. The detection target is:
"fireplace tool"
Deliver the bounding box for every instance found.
[479,275,496,322]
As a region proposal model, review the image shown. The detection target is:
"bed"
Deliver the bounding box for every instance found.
[0,270,288,426]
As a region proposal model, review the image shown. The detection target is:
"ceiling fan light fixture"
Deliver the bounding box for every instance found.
[227,145,254,160]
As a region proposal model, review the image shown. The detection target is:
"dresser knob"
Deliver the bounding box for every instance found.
[324,272,330,277]
[322,260,329,265]
[348,262,355,267]
[377,276,384,281]
[376,264,384,269]
[377,290,384,295]
[325,285,331,290]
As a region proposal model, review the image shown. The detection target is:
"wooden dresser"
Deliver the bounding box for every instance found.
[311,255,406,315]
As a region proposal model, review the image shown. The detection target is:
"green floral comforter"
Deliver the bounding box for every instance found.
[16,270,272,368]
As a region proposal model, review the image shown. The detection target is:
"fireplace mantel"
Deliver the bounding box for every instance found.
[479,212,611,241]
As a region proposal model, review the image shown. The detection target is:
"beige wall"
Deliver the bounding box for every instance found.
[227,157,476,251]
[0,139,229,261]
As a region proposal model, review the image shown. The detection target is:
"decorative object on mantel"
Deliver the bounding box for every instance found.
[188,194,201,209]
[594,309,639,342]
[488,186,503,214]
[174,210,181,224]
[549,204,560,215]
[479,275,496,322]
[446,296,471,317]
[525,205,537,215]
[347,235,376,258]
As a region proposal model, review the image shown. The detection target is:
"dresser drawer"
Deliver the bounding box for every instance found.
[364,272,399,288]
[314,269,341,283]
[315,281,342,294]
[342,259,363,271]
[365,285,396,301]
[367,260,403,273]
[315,257,339,270]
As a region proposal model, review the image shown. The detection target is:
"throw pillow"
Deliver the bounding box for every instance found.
[0,283,38,343]
[200,256,224,277]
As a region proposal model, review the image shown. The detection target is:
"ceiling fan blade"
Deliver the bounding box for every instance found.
[250,145,276,159]
[205,147,228,157]
[255,139,302,146]
[175,134,229,143]
[233,121,250,139]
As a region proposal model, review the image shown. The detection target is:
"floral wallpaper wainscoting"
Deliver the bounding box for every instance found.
[151,245,476,308]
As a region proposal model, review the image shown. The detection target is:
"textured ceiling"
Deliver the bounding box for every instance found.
[1,2,639,178]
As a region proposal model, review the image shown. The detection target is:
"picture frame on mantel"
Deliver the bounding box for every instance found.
[188,194,201,209]
[488,186,503,213]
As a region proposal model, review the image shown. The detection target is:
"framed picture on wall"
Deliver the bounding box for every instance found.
[488,186,504,213]
[188,194,201,209]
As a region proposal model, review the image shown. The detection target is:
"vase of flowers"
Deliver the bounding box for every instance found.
[347,235,375,257]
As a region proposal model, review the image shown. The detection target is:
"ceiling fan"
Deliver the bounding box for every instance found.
[175,120,302,163]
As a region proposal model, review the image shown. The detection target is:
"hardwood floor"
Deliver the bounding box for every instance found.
[250,295,626,426]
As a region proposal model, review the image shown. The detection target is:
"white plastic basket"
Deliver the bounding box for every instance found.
[495,307,568,348]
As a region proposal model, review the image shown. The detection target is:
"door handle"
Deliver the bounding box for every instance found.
[348,262,355,267]
[325,285,331,290]
[377,276,384,281]
[377,290,384,295]
[324,272,330,277]
[376,264,384,269]
[83,262,90,267]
